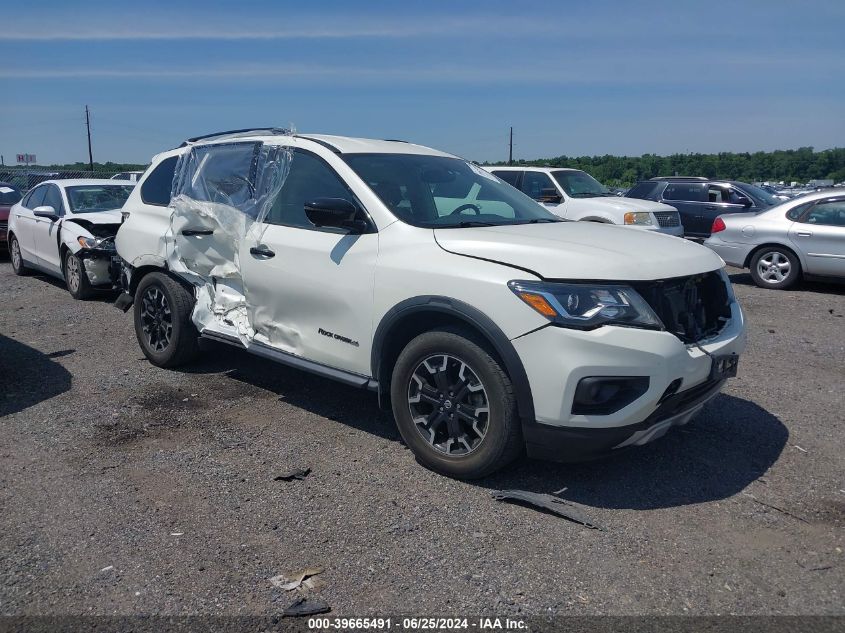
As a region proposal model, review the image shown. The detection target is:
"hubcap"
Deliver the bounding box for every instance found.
[66,253,80,292]
[140,287,173,352]
[757,251,791,284]
[11,239,21,269]
[407,354,490,456]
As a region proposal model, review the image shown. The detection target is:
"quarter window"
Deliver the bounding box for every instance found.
[141,156,179,206]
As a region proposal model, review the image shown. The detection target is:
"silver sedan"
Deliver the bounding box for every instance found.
[704,189,845,289]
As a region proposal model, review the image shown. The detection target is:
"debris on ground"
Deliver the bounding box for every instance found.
[283,596,331,617]
[491,489,603,530]
[742,492,810,524]
[794,445,808,453]
[270,567,324,591]
[273,467,311,482]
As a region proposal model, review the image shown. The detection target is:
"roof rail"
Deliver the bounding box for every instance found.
[179,127,292,147]
[649,176,708,181]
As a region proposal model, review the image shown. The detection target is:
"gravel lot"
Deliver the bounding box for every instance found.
[1,257,843,617]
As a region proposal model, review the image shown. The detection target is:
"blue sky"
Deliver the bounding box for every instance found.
[2,0,844,165]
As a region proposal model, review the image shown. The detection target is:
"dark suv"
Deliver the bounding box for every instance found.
[626,177,781,238]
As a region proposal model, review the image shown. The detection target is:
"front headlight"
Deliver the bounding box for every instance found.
[77,235,115,250]
[509,280,663,330]
[624,211,653,225]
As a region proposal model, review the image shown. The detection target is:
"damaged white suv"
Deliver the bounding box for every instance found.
[115,129,745,478]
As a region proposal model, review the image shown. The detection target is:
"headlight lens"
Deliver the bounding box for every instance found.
[77,236,115,250]
[509,280,663,330]
[624,211,653,225]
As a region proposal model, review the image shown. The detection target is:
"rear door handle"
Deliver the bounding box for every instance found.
[181,229,214,236]
[796,231,813,237]
[249,246,275,258]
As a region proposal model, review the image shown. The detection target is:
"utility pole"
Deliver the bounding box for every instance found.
[85,105,94,174]
[508,127,513,165]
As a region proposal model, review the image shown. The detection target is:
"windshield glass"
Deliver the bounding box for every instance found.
[343,154,560,228]
[552,170,611,198]
[738,183,780,207]
[66,185,134,213]
[0,185,22,205]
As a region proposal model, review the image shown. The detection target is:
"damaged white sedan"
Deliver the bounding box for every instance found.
[114,129,745,479]
[8,179,134,298]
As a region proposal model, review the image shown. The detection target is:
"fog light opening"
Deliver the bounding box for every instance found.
[572,376,650,415]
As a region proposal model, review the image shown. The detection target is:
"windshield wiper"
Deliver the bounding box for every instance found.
[454,220,499,228]
[569,192,605,198]
[519,218,561,224]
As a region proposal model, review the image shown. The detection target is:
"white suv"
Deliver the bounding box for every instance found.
[114,129,745,478]
[486,166,683,236]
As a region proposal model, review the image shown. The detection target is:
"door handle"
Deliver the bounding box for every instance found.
[704,205,717,210]
[796,231,813,237]
[181,229,214,236]
[249,246,275,258]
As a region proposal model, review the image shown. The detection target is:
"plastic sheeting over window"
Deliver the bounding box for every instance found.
[166,137,294,343]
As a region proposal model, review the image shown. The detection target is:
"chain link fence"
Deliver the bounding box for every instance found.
[0,166,146,192]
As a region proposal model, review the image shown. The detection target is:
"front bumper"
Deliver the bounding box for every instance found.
[77,250,121,287]
[512,299,745,461]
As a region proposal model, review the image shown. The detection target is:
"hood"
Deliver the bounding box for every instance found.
[65,210,123,224]
[568,196,676,213]
[434,221,724,280]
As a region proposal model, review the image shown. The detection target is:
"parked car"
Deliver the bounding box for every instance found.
[484,167,683,236]
[111,171,145,182]
[0,181,23,252]
[705,190,845,289]
[8,179,134,298]
[115,130,745,478]
[626,177,782,238]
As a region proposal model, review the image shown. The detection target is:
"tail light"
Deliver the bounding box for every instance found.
[711,217,726,233]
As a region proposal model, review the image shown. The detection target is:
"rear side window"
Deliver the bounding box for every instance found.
[491,170,520,187]
[664,183,707,202]
[141,156,178,206]
[804,199,845,227]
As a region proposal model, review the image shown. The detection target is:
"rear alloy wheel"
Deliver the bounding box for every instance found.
[750,247,800,290]
[391,327,522,479]
[10,235,29,276]
[133,272,200,367]
[64,251,94,299]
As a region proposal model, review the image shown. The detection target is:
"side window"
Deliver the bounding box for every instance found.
[803,200,845,227]
[786,202,812,221]
[707,186,731,203]
[141,156,178,206]
[492,170,520,187]
[725,187,750,205]
[264,151,354,229]
[23,186,48,209]
[42,185,64,216]
[663,183,706,202]
[521,172,556,200]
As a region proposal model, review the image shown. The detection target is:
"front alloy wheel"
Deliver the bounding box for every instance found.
[407,354,490,456]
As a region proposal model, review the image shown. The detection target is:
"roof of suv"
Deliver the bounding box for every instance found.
[648,176,709,182]
[179,128,455,158]
[486,166,581,173]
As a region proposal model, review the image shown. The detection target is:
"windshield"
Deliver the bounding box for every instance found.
[0,185,22,206]
[66,185,134,213]
[551,170,611,198]
[737,183,780,207]
[343,154,560,228]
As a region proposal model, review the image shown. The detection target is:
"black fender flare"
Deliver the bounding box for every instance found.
[371,295,535,423]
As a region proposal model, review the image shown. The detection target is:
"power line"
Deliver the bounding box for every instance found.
[85,105,94,172]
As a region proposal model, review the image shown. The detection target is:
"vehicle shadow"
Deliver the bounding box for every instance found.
[730,271,845,295]
[25,271,119,302]
[182,344,786,510]
[0,335,73,417]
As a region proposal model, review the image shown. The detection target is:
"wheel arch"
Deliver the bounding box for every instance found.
[371,296,535,423]
[580,216,614,224]
[744,241,805,272]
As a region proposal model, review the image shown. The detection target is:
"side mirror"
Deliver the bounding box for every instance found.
[539,188,562,204]
[33,205,59,220]
[734,196,752,208]
[304,198,370,233]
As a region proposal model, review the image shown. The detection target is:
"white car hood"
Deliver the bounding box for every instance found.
[568,196,675,213]
[64,210,123,225]
[434,221,723,280]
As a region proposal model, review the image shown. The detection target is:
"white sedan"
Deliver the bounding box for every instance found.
[7,179,134,298]
[704,189,845,289]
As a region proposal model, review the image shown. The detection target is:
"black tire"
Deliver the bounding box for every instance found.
[9,234,29,276]
[749,246,801,290]
[64,250,95,300]
[390,326,522,479]
[133,272,200,367]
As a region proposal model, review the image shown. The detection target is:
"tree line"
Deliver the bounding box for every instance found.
[487,147,845,187]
